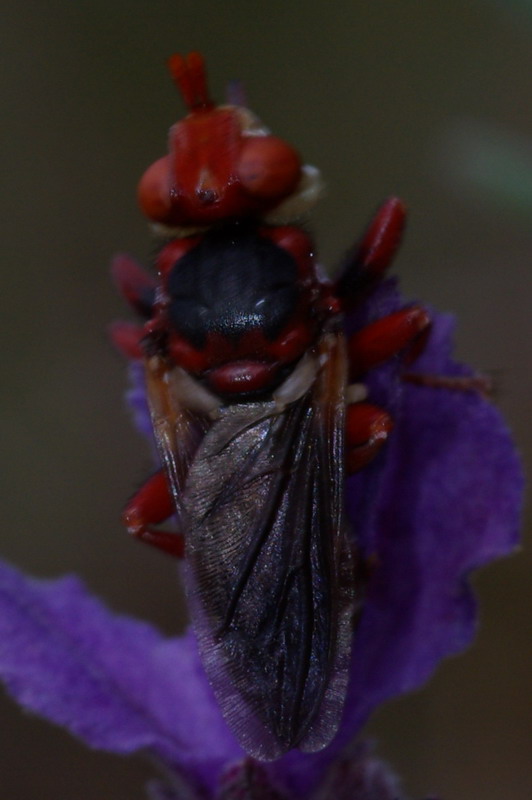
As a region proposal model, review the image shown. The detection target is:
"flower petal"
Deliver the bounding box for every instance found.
[0,560,242,793]
[344,282,523,727]
[273,280,523,795]
[126,360,153,440]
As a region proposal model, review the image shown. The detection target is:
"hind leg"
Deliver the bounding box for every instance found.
[122,469,185,558]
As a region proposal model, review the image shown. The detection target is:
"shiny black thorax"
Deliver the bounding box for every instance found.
[166,226,300,349]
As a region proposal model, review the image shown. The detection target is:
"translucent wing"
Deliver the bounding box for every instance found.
[183,334,356,759]
[144,356,213,520]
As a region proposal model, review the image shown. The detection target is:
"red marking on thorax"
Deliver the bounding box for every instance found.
[207,361,279,395]
[151,226,328,398]
[166,311,318,376]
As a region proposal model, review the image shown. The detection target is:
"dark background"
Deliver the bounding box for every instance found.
[1,1,530,798]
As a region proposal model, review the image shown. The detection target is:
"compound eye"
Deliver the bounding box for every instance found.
[237,136,302,201]
[137,155,173,223]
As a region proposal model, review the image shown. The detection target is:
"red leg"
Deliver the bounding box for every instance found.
[402,371,493,399]
[335,197,407,309]
[348,305,431,376]
[345,402,394,474]
[111,253,156,318]
[122,469,185,558]
[108,320,145,359]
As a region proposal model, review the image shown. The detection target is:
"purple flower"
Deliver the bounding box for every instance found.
[0,280,523,799]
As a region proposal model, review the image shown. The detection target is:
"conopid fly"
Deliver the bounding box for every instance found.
[111,52,430,760]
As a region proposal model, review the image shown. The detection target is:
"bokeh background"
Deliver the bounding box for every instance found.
[1,1,530,798]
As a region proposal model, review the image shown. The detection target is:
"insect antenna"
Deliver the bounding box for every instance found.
[167,51,213,111]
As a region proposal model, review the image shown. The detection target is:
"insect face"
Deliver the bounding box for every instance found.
[137,53,306,229]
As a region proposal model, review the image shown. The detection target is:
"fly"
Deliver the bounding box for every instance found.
[111,52,430,760]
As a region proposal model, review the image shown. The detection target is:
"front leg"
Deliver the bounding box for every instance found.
[111,253,156,318]
[335,196,407,308]
[123,468,185,558]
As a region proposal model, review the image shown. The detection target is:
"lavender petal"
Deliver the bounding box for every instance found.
[0,560,242,793]
[273,281,523,796]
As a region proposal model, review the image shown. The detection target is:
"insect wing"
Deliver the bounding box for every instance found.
[145,356,212,521]
[183,334,356,759]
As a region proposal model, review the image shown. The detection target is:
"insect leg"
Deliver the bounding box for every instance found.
[108,320,145,359]
[122,469,184,558]
[345,402,394,473]
[334,196,407,308]
[402,371,494,399]
[348,305,431,376]
[111,253,156,318]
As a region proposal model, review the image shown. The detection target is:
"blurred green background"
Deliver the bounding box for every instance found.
[1,1,530,798]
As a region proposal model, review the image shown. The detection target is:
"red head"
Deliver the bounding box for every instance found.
[138,52,315,229]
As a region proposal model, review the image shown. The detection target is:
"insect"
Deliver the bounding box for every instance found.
[111,52,430,760]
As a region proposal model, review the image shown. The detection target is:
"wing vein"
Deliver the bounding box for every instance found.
[219,398,312,634]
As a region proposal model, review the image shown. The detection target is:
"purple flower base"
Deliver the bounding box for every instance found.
[0,280,523,799]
